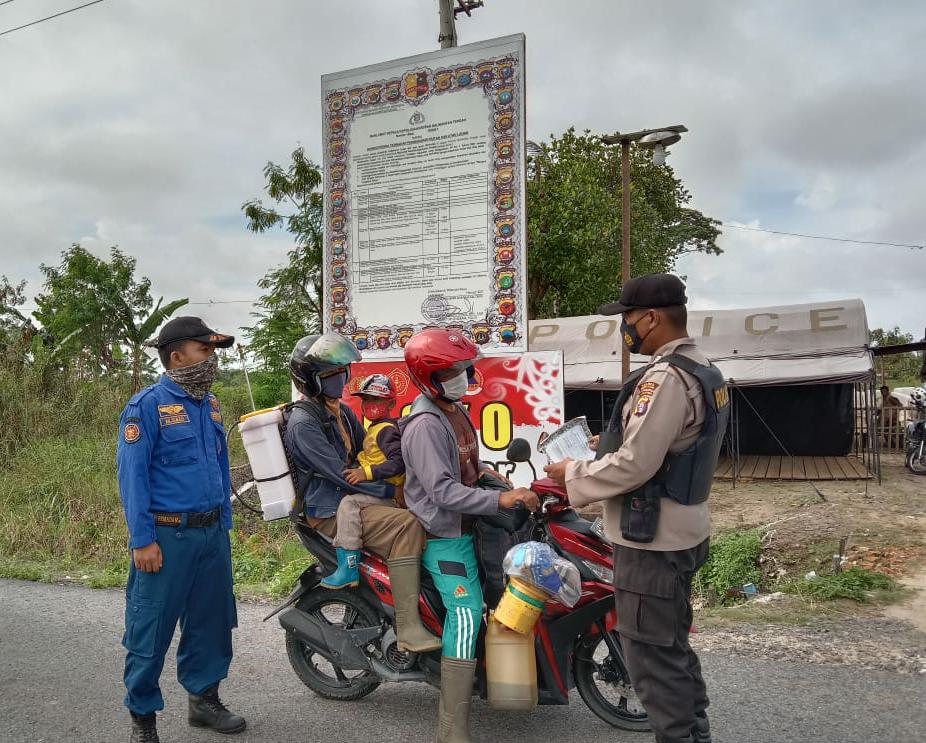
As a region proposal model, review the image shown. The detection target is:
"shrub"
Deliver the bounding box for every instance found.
[781,567,896,602]
[697,529,763,604]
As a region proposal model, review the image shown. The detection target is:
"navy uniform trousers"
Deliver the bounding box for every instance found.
[123,518,237,715]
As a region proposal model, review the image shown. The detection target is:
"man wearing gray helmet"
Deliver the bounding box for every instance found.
[284,332,441,653]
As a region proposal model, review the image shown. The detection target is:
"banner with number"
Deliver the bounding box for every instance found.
[342,350,563,487]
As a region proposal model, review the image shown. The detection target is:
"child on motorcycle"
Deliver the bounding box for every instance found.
[401,328,539,743]
[321,374,409,588]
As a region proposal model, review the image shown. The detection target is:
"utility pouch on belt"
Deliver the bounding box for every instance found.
[620,483,662,543]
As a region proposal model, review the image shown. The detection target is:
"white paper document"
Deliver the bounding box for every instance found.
[538,416,596,463]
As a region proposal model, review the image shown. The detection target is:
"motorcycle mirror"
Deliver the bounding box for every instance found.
[506,438,531,463]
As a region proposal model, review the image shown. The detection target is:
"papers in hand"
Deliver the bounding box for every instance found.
[538,416,595,463]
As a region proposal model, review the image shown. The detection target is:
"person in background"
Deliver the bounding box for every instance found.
[116,317,246,743]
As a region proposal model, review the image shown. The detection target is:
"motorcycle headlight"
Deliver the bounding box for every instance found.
[581,559,613,584]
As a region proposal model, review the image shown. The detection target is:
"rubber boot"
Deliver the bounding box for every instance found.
[654,735,695,743]
[130,712,159,743]
[695,711,712,743]
[388,556,442,653]
[320,547,360,589]
[188,683,247,734]
[436,656,477,743]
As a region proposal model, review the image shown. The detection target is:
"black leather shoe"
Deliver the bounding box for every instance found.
[695,711,712,743]
[188,684,247,734]
[130,712,160,743]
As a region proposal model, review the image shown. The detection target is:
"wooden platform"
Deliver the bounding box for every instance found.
[715,455,872,481]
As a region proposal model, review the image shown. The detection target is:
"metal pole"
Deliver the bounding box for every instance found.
[236,344,256,412]
[621,139,631,383]
[439,0,456,48]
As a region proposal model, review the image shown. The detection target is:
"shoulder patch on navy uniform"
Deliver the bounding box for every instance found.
[124,423,141,443]
[714,385,730,409]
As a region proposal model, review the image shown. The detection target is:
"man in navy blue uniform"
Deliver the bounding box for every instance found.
[117,316,246,743]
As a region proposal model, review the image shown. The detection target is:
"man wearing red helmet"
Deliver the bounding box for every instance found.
[401,328,539,743]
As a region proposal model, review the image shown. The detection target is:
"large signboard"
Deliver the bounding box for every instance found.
[342,350,562,488]
[322,34,527,357]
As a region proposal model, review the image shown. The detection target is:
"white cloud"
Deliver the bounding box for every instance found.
[1,0,924,341]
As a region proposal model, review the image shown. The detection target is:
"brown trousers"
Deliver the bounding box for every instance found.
[310,503,425,559]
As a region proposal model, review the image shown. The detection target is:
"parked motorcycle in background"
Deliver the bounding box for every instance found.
[905,387,926,474]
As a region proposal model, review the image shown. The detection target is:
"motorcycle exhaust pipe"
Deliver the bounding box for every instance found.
[279,607,379,672]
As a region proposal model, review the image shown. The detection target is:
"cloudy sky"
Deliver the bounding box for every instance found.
[2,0,924,341]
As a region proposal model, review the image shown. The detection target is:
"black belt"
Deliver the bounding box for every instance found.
[154,507,220,528]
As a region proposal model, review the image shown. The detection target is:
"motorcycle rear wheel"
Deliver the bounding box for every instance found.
[573,629,650,732]
[285,589,382,701]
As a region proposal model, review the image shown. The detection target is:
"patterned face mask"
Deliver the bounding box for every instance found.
[166,353,218,400]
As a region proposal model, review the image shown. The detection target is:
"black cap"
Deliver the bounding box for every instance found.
[151,316,235,349]
[598,273,687,316]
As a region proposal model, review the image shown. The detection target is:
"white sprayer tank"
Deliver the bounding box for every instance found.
[238,406,295,521]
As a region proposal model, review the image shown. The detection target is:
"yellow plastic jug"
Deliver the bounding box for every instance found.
[494,577,548,634]
[485,615,538,711]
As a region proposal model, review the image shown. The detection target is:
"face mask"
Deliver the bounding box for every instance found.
[166,353,218,400]
[439,370,470,401]
[361,399,393,422]
[320,370,348,399]
[620,316,649,354]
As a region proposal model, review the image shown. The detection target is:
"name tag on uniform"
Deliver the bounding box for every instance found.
[158,403,190,427]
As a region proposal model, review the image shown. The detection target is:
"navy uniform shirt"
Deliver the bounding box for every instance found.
[116,375,233,549]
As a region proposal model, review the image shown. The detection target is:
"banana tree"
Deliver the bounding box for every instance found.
[112,296,189,392]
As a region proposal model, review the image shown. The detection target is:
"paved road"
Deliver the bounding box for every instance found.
[1,579,923,743]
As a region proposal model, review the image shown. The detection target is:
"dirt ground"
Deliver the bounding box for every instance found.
[709,453,926,582]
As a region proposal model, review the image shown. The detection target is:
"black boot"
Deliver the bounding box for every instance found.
[188,683,247,734]
[130,712,159,743]
[695,711,712,743]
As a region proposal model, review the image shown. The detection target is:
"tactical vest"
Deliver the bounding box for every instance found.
[604,353,730,506]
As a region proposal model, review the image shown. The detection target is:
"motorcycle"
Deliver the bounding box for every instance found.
[263,438,648,731]
[904,394,926,474]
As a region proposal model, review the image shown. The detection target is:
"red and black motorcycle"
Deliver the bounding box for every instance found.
[264,439,648,731]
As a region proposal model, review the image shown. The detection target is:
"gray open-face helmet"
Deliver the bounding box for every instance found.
[289,331,362,398]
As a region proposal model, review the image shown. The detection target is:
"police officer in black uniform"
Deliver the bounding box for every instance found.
[546,274,729,743]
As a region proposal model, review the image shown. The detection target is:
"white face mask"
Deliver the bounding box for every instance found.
[440,370,470,401]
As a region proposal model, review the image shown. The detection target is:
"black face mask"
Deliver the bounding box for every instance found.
[621,316,647,354]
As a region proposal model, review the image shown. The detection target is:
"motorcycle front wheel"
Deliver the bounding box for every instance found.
[906,445,926,475]
[285,588,382,701]
[573,628,650,731]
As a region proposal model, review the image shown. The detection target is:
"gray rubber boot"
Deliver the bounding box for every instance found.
[130,712,159,743]
[389,556,443,653]
[436,656,477,743]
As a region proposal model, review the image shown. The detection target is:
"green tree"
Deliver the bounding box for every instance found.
[871,327,922,387]
[526,128,721,318]
[242,146,323,375]
[33,245,186,385]
[0,275,35,356]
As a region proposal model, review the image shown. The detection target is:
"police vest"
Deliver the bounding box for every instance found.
[607,353,730,506]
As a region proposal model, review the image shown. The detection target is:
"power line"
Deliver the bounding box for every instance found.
[722,223,924,250]
[0,1,19,7]
[0,0,105,38]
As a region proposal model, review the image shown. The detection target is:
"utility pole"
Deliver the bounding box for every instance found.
[236,344,256,411]
[601,125,688,383]
[439,0,483,49]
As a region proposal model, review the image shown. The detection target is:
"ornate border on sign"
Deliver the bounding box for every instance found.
[323,51,523,355]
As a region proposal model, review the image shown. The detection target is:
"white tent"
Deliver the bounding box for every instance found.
[528,298,872,389]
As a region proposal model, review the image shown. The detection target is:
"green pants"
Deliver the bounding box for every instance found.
[421,534,483,659]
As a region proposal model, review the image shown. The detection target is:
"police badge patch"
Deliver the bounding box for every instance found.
[124,423,141,443]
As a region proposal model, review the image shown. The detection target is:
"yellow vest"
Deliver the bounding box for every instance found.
[357,420,406,488]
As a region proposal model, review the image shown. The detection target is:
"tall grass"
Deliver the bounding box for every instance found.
[0,356,304,592]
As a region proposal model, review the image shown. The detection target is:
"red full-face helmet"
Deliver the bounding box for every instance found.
[403,328,480,399]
